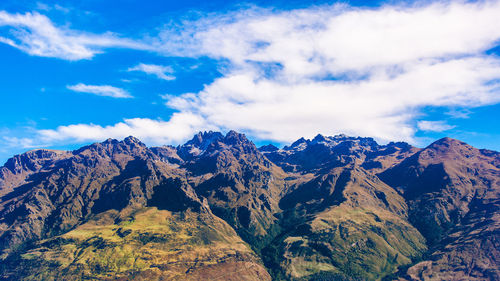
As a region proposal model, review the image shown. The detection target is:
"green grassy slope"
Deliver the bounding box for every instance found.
[0,206,270,281]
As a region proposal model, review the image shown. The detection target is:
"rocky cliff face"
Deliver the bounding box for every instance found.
[0,132,498,280]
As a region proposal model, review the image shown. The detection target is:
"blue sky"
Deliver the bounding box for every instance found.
[1,0,500,164]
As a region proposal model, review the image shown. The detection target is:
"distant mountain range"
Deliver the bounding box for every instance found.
[0,131,498,280]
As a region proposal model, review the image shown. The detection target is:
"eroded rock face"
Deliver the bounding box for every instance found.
[0,132,498,281]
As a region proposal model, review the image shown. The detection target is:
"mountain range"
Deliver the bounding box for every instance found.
[0,131,498,280]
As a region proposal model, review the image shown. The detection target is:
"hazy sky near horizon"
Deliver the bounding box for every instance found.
[1,0,500,163]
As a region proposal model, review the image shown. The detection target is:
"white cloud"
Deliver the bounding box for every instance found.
[35,3,71,14]
[153,1,500,143]
[67,83,132,98]
[0,10,149,60]
[0,127,48,164]
[163,57,500,143]
[446,108,473,119]
[417,120,455,132]
[2,136,39,149]
[33,1,500,146]
[38,114,214,146]
[128,63,175,80]
[155,1,500,76]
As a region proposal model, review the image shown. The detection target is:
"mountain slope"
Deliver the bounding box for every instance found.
[0,206,270,281]
[0,132,498,281]
[380,137,500,280]
[265,166,426,280]
[0,135,270,280]
[177,131,289,249]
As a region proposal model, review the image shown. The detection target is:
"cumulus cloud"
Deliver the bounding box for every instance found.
[38,114,214,146]
[155,1,500,76]
[36,1,500,146]
[163,57,500,143]
[417,120,455,132]
[0,10,149,60]
[128,63,175,80]
[154,0,500,143]
[67,83,132,98]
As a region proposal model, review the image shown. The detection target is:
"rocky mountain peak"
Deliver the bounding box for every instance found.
[3,149,67,175]
[178,131,224,159]
[72,136,151,160]
[259,144,279,152]
[287,137,308,150]
[312,133,328,143]
[428,137,466,149]
[186,131,224,148]
[192,128,266,154]
[0,149,71,193]
[223,130,252,145]
[387,141,413,150]
[264,134,404,173]
[332,133,348,139]
[411,137,478,165]
[123,135,145,146]
[182,130,269,174]
[101,138,119,145]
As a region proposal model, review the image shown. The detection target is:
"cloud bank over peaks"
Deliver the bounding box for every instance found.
[29,1,500,147]
[38,114,214,146]
[153,1,500,143]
